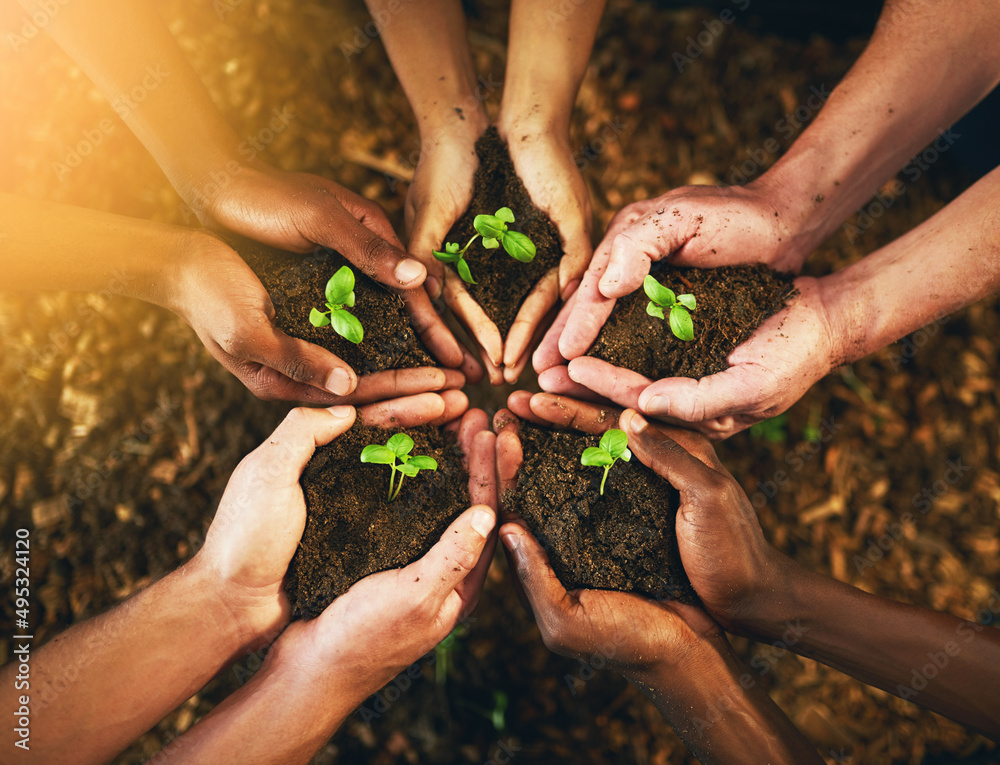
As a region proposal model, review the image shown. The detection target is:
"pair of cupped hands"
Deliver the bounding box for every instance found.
[181,128,837,439]
[193,388,788,707]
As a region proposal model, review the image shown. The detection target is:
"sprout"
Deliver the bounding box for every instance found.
[433,207,536,285]
[643,275,696,341]
[309,266,364,344]
[580,428,632,495]
[360,433,438,501]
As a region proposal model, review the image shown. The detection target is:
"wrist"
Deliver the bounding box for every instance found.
[730,550,806,641]
[496,102,572,143]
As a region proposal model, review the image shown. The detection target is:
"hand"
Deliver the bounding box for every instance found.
[547,181,806,365]
[173,232,465,402]
[498,124,593,383]
[538,276,839,439]
[192,392,475,647]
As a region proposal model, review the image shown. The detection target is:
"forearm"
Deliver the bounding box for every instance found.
[763,0,1000,259]
[0,560,250,764]
[821,166,1000,364]
[16,0,244,204]
[499,0,607,134]
[629,639,821,764]
[365,0,487,140]
[165,647,366,763]
[0,193,209,311]
[744,556,1000,737]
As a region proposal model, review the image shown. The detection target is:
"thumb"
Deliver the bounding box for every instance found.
[312,204,428,290]
[500,523,568,620]
[637,367,753,424]
[244,405,357,488]
[248,324,359,397]
[407,200,454,299]
[599,210,691,298]
[620,409,721,494]
[406,505,495,606]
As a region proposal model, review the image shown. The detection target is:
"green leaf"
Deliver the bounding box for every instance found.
[407,455,438,471]
[581,447,613,467]
[386,433,415,457]
[445,241,460,253]
[481,237,500,249]
[344,291,356,309]
[326,266,355,304]
[621,448,632,462]
[309,307,331,327]
[330,309,364,344]
[646,302,665,320]
[642,275,675,307]
[494,206,515,223]
[677,293,697,311]
[456,258,477,285]
[600,428,630,459]
[502,231,536,263]
[433,249,461,264]
[360,445,395,464]
[397,462,420,477]
[669,305,694,341]
[474,214,506,240]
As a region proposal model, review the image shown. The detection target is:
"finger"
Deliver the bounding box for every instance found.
[557,209,594,298]
[228,361,345,405]
[618,409,724,471]
[406,505,496,606]
[505,392,546,426]
[567,357,650,410]
[444,268,503,367]
[500,523,570,627]
[245,325,358,397]
[532,291,575,374]
[460,346,485,385]
[619,409,725,493]
[600,209,692,298]
[428,389,469,426]
[406,200,454,299]
[637,367,754,424]
[528,392,622,436]
[503,268,559,372]
[404,287,464,368]
[347,368,455,406]
[494,412,523,509]
[358,392,445,428]
[537,366,609,403]
[477,338,506,387]
[504,341,535,386]
[246,405,356,486]
[454,408,490,459]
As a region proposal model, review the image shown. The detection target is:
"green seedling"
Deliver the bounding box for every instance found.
[360,433,437,501]
[643,275,697,341]
[309,265,364,344]
[433,206,536,285]
[581,428,632,495]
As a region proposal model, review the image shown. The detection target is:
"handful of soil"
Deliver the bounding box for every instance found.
[443,127,563,337]
[286,420,470,619]
[588,263,796,379]
[224,233,435,375]
[505,421,695,602]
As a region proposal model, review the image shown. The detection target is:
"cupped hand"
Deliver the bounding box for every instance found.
[174,232,464,402]
[541,276,839,439]
[498,126,593,383]
[193,392,474,647]
[548,181,805,366]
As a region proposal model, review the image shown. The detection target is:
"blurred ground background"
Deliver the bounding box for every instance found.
[1,1,998,763]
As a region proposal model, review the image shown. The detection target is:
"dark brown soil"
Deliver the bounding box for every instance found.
[588,264,796,379]
[506,421,695,602]
[226,233,435,375]
[286,419,470,619]
[443,127,563,337]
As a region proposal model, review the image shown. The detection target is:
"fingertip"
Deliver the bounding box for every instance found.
[470,505,496,538]
[394,257,427,287]
[325,367,358,397]
[327,404,355,420]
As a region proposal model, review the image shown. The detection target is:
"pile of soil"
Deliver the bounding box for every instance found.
[588,263,796,379]
[443,127,563,337]
[286,419,470,619]
[505,421,696,602]
[229,234,435,375]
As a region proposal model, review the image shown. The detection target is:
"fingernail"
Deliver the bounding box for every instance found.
[471,508,495,538]
[643,395,668,414]
[629,412,649,433]
[395,258,426,285]
[426,275,442,298]
[326,368,354,396]
[602,263,622,286]
[501,531,521,552]
[328,405,353,419]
